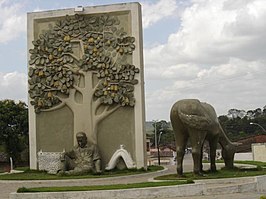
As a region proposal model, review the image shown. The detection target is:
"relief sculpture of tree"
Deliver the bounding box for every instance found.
[28,14,139,144]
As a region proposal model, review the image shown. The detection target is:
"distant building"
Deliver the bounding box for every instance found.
[236,135,266,152]
[148,147,175,165]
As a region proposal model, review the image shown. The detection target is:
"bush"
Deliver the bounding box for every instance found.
[257,165,263,171]
[186,179,194,184]
[17,187,29,193]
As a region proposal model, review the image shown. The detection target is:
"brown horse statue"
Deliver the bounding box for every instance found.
[170,99,239,176]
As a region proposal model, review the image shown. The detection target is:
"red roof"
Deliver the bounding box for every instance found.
[236,134,266,152]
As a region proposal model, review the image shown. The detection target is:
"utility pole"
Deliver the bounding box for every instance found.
[157,131,163,165]
[154,121,157,149]
[153,120,166,165]
[153,120,159,165]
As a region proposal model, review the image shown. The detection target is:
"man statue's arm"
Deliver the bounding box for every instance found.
[65,149,75,159]
[92,145,101,161]
[94,159,102,173]
[92,145,102,173]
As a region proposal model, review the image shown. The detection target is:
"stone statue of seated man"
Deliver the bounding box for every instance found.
[59,132,102,175]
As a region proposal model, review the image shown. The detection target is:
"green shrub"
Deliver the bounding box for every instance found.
[186,179,194,184]
[257,165,263,171]
[16,181,192,193]
[17,187,29,193]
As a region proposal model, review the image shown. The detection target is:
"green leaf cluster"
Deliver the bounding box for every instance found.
[0,100,28,164]
[28,14,138,113]
[219,106,266,141]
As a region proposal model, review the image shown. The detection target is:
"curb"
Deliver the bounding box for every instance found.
[9,175,266,199]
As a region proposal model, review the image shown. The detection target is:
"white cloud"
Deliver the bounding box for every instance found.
[142,0,179,29]
[0,72,27,102]
[0,0,265,121]
[144,0,266,120]
[146,59,266,120]
[0,0,26,43]
[145,0,266,66]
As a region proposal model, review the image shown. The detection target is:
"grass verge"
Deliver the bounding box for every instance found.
[234,160,266,168]
[202,160,266,168]
[17,180,193,193]
[155,161,266,181]
[0,165,163,180]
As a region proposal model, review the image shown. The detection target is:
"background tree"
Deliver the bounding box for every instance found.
[159,127,175,149]
[28,14,139,144]
[219,106,266,141]
[0,100,28,165]
[151,120,174,148]
[263,105,266,115]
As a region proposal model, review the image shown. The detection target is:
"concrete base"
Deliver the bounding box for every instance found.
[10,184,205,199]
[9,175,266,199]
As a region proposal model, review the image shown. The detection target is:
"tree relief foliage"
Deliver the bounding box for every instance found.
[28,14,139,113]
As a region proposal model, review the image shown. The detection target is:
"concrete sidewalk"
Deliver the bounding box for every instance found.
[166,192,265,199]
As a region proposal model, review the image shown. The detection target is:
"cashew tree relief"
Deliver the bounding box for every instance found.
[28,14,139,144]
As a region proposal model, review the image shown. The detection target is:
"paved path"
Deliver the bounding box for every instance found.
[1,154,266,199]
[2,167,172,198]
[165,192,265,199]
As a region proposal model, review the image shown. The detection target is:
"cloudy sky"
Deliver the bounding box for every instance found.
[0,0,266,121]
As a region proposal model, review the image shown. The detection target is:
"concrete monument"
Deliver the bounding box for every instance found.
[27,3,146,171]
[170,99,238,176]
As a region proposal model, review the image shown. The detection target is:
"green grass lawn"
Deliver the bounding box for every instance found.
[234,160,266,167]
[17,180,193,193]
[155,161,266,181]
[0,165,164,180]
[155,168,266,181]
[202,160,266,168]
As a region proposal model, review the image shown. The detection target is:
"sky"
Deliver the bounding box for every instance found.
[0,0,266,121]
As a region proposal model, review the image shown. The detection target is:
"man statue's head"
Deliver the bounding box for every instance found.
[76,132,87,148]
